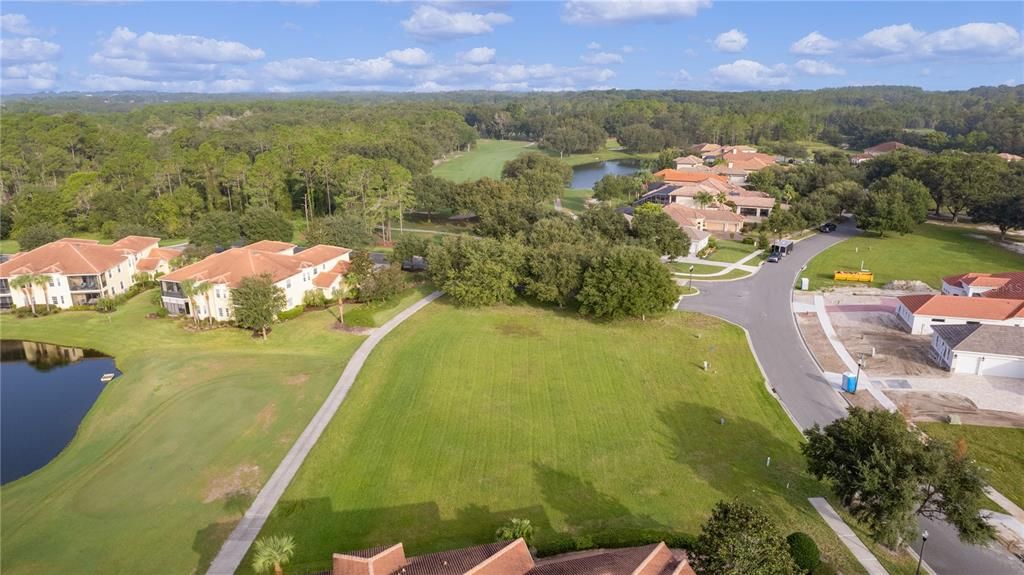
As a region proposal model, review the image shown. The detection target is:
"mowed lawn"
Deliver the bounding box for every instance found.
[0,296,363,575]
[705,239,759,263]
[432,139,533,183]
[918,423,1024,509]
[248,303,863,574]
[805,223,1024,290]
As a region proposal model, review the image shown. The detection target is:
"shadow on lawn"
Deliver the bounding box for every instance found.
[194,498,554,574]
[657,402,822,524]
[532,463,666,533]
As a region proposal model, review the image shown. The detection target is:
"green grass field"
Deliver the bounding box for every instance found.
[805,223,1024,290]
[344,282,436,328]
[0,236,188,254]
[0,296,364,575]
[668,262,728,275]
[558,138,659,167]
[918,423,1024,509]
[246,303,863,574]
[561,188,594,213]
[705,239,759,263]
[432,139,534,183]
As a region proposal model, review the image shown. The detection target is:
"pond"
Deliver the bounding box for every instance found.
[0,340,118,484]
[570,159,641,189]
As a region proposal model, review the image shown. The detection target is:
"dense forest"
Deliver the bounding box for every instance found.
[1,85,1022,250]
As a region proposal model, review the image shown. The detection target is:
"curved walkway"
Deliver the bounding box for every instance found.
[668,249,763,279]
[207,291,444,575]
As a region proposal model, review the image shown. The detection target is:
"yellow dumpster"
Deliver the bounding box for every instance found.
[833,270,874,282]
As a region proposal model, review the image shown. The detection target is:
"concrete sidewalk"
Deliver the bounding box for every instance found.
[206,291,444,575]
[668,249,763,278]
[809,498,890,575]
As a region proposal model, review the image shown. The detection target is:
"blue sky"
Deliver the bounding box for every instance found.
[1,1,1022,94]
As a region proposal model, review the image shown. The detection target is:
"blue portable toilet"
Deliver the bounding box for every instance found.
[842,372,858,394]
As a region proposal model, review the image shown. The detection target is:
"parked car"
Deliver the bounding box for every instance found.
[767,253,781,263]
[819,222,837,233]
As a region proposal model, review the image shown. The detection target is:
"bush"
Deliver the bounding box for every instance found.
[303,289,328,308]
[358,265,407,303]
[786,532,821,572]
[811,561,837,575]
[155,306,169,318]
[68,305,95,312]
[95,298,117,313]
[533,528,694,558]
[276,305,305,321]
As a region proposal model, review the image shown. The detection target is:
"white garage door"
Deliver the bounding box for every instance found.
[981,356,1024,378]
[954,355,981,375]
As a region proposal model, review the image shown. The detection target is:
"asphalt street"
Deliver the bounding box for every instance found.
[677,221,1023,574]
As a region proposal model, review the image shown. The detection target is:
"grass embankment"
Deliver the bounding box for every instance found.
[0,295,364,574]
[918,423,1024,510]
[704,239,759,263]
[561,188,594,213]
[558,138,658,167]
[247,302,863,574]
[0,236,188,254]
[344,282,436,328]
[432,139,533,183]
[804,223,1024,290]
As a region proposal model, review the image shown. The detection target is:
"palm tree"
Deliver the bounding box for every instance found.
[179,279,200,325]
[34,274,51,311]
[694,191,714,209]
[252,534,296,575]
[10,275,37,314]
[193,281,213,324]
[332,281,352,325]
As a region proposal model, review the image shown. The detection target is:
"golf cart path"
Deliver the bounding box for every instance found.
[206,291,444,575]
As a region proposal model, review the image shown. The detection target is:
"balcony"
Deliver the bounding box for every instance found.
[68,275,103,292]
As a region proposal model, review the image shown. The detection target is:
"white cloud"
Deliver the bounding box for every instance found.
[80,74,254,93]
[674,68,692,82]
[96,27,264,63]
[621,45,635,54]
[586,41,601,50]
[854,24,925,57]
[562,0,711,25]
[853,21,1023,60]
[2,61,58,91]
[923,22,1022,56]
[1,14,38,36]
[264,57,396,84]
[790,31,839,55]
[386,47,433,67]
[794,59,844,76]
[282,21,303,32]
[401,5,512,40]
[581,51,623,64]
[714,29,747,52]
[711,59,789,88]
[1,37,61,63]
[457,46,496,64]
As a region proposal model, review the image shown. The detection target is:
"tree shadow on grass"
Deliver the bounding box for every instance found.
[531,462,666,533]
[193,498,554,575]
[656,401,822,526]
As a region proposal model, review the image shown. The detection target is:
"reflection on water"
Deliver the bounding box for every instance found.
[570,159,641,189]
[0,340,117,484]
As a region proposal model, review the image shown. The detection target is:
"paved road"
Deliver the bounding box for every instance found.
[206,291,444,575]
[678,222,1023,574]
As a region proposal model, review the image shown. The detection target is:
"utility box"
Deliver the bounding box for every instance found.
[801,277,809,290]
[842,372,858,394]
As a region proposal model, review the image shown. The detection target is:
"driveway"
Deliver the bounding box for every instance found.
[677,220,1024,574]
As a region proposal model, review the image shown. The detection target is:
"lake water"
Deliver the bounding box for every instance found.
[0,340,117,484]
[570,159,641,189]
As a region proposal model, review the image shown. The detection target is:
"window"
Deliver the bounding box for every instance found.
[60,296,65,304]
[931,318,945,323]
[120,281,124,290]
[286,279,291,288]
[49,277,55,287]
[966,321,980,325]
[51,296,58,305]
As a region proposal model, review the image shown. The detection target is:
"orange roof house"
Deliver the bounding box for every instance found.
[896,292,1024,334]
[653,169,728,184]
[942,272,1024,300]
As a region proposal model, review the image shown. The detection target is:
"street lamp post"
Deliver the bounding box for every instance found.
[688,265,694,289]
[855,353,865,384]
[914,530,929,575]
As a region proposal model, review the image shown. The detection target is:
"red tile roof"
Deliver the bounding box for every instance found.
[897,294,1024,320]
[662,204,704,228]
[653,169,728,184]
[943,272,1024,300]
[245,240,296,253]
[312,272,340,288]
[864,141,907,155]
[295,244,352,266]
[111,235,160,253]
[136,258,161,272]
[0,239,133,276]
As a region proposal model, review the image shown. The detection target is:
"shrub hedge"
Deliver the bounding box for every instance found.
[786,531,821,572]
[533,528,695,558]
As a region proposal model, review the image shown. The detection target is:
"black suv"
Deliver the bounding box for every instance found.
[819,222,837,233]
